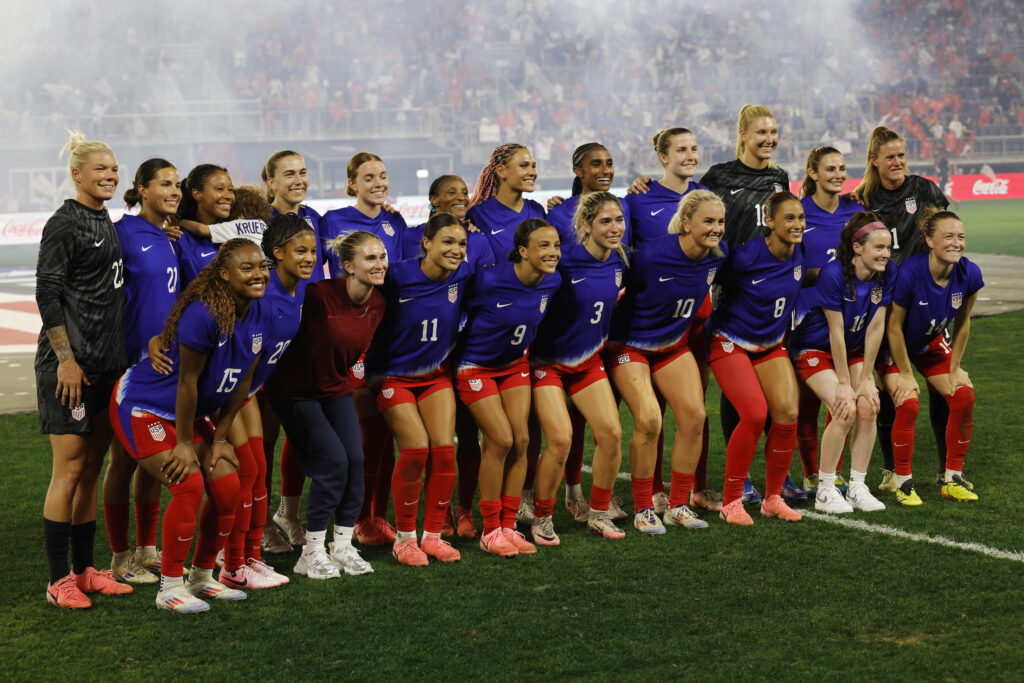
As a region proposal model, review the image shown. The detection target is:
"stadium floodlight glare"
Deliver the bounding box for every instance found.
[416,168,429,179]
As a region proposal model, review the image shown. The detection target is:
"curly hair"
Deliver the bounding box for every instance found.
[159,238,257,346]
[469,143,527,208]
[230,185,271,223]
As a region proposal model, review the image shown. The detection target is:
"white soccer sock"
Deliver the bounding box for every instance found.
[896,474,912,485]
[567,483,584,499]
[189,566,212,582]
[421,531,440,541]
[395,529,416,544]
[304,529,326,552]
[944,468,961,483]
[818,471,837,491]
[333,525,354,548]
[849,469,867,485]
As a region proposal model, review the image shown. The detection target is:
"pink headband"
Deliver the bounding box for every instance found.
[851,221,886,243]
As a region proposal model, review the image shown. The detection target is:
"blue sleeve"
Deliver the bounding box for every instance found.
[178,302,218,355]
[470,232,496,269]
[966,260,985,297]
[880,262,897,305]
[814,265,843,311]
[891,263,914,308]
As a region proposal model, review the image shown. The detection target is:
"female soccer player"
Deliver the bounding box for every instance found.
[529,192,626,543]
[176,164,235,285]
[363,212,471,566]
[264,149,326,278]
[547,142,631,244]
[794,147,862,494]
[880,208,982,505]
[710,191,805,526]
[266,230,387,578]
[788,212,893,513]
[110,238,271,612]
[467,143,546,257]
[37,131,133,608]
[608,190,727,533]
[457,218,561,555]
[215,214,317,590]
[854,126,953,491]
[320,152,406,277]
[104,158,182,585]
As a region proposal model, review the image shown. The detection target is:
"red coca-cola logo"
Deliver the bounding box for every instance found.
[971,178,1009,196]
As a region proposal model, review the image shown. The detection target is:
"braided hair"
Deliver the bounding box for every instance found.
[261,213,314,268]
[469,143,526,208]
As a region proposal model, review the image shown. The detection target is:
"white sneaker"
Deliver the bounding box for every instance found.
[273,511,306,546]
[847,482,886,512]
[652,491,670,515]
[262,525,292,553]
[156,584,210,613]
[218,564,279,590]
[516,490,536,525]
[329,541,374,575]
[608,495,628,521]
[633,508,667,534]
[133,546,161,572]
[294,546,341,579]
[564,484,590,522]
[111,552,158,585]
[186,575,247,601]
[663,504,709,529]
[814,487,854,514]
[247,558,290,585]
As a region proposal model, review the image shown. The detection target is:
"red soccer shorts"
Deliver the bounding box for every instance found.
[531,353,607,396]
[707,334,788,366]
[878,335,951,378]
[605,338,690,374]
[792,349,865,382]
[377,369,453,412]
[456,356,531,405]
[111,407,214,460]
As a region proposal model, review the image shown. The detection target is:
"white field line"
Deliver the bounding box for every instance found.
[581,465,1024,564]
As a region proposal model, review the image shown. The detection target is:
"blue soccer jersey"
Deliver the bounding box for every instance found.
[402,223,497,271]
[795,195,861,323]
[271,204,325,283]
[622,180,707,245]
[712,237,806,351]
[610,235,727,350]
[364,258,473,379]
[116,298,271,421]
[467,196,546,258]
[457,261,561,369]
[546,194,631,248]
[249,270,307,393]
[789,259,896,353]
[531,243,624,367]
[114,214,180,363]
[892,253,984,354]
[320,206,406,278]
[176,231,220,286]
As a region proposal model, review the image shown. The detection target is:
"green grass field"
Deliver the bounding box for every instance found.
[3,301,1024,680]
[957,197,1024,257]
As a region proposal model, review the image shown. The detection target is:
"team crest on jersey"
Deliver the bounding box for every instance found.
[871,285,883,304]
[148,422,167,442]
[617,353,630,365]
[534,369,547,379]
[448,283,459,303]
[794,265,802,281]
[615,269,623,288]
[381,388,395,399]
[71,403,85,421]
[774,183,784,193]
[539,295,548,313]
[382,221,394,237]
[807,357,819,367]
[352,361,365,380]
[468,379,483,392]
[905,197,917,214]
[708,267,718,285]
[251,333,263,354]
[952,291,963,309]
[721,340,734,353]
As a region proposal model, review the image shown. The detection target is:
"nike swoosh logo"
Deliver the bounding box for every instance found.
[804,227,816,233]
[957,439,970,444]
[243,503,252,508]
[752,278,767,284]
[403,501,416,506]
[141,245,153,252]
[651,209,664,216]
[918,301,928,306]
[491,228,505,234]
[218,531,231,537]
[177,536,193,542]
[894,443,909,447]
[399,297,414,303]
[730,189,742,195]
[520,372,529,377]
[218,338,228,347]
[94,239,105,247]
[201,251,216,257]
[496,302,512,308]
[571,277,586,284]
[658,277,674,282]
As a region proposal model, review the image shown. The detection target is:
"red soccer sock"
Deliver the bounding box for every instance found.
[944,386,974,471]
[589,485,612,512]
[134,500,161,548]
[694,416,710,490]
[764,422,797,498]
[423,445,456,534]
[226,442,257,571]
[797,389,821,477]
[280,436,306,498]
[631,475,654,512]
[103,502,130,554]
[391,447,429,532]
[563,411,587,486]
[892,398,919,477]
[500,494,520,529]
[192,472,241,570]
[669,471,695,508]
[479,498,502,535]
[160,473,204,578]
[714,353,768,505]
[533,496,556,519]
[653,395,667,493]
[246,437,268,561]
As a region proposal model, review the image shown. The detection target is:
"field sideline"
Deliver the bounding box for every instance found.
[3,304,1023,680]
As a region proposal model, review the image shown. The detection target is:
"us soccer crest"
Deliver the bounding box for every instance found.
[721,340,734,353]
[794,265,802,281]
[534,369,547,379]
[252,333,263,354]
[448,283,459,303]
[615,269,623,288]
[148,422,167,442]
[808,357,819,367]
[539,295,548,313]
[468,379,483,392]
[871,285,883,304]
[774,183,784,193]
[905,197,917,214]
[381,387,395,399]
[617,353,630,365]
[708,268,718,285]
[382,221,394,236]
[71,403,85,421]
[352,361,365,380]
[952,291,963,309]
